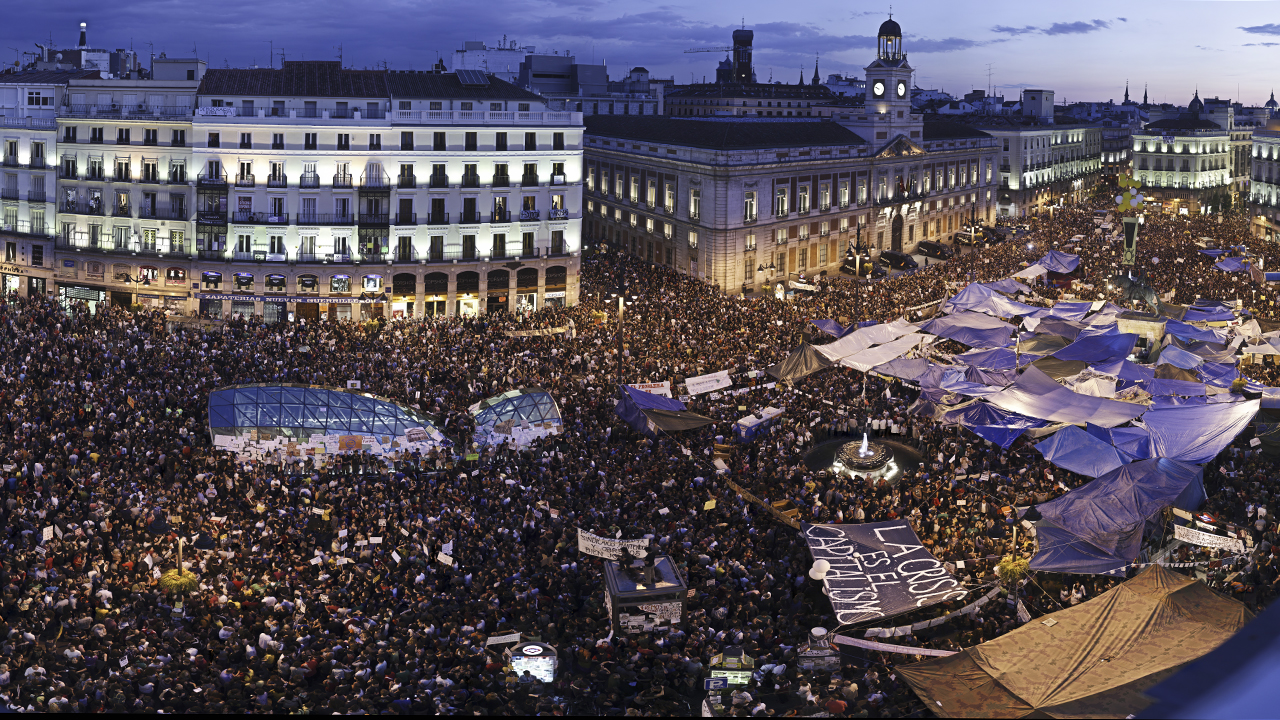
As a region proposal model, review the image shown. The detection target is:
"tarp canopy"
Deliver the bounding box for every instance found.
[1033,318,1087,340]
[844,333,934,372]
[1166,335,1234,362]
[1038,250,1081,273]
[1017,333,1072,356]
[815,319,919,361]
[1034,425,1130,478]
[1214,256,1249,272]
[955,347,1022,370]
[1028,458,1206,574]
[766,343,834,381]
[1030,357,1089,380]
[1052,332,1138,364]
[1090,359,1155,383]
[898,565,1251,719]
[1164,319,1228,344]
[1012,263,1048,279]
[920,311,1016,348]
[810,319,846,337]
[986,366,1147,428]
[614,385,713,438]
[873,356,934,382]
[969,424,1032,449]
[1142,378,1208,396]
[1183,307,1236,323]
[942,401,1046,432]
[984,278,1032,295]
[1154,363,1199,382]
[1036,300,1093,322]
[944,283,1040,318]
[1085,423,1152,461]
[1199,247,1229,257]
[1142,400,1259,463]
[1155,345,1205,370]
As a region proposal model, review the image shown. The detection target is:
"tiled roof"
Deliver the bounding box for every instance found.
[0,69,101,85]
[1145,115,1223,131]
[584,115,866,150]
[197,61,389,98]
[666,82,836,100]
[922,121,992,140]
[385,72,542,101]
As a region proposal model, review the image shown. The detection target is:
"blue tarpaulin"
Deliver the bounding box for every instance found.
[1143,378,1208,396]
[943,283,1040,318]
[1028,458,1206,575]
[1036,250,1080,273]
[983,278,1032,295]
[1156,345,1205,370]
[955,347,1022,370]
[1085,423,1152,461]
[969,425,1031,449]
[1053,332,1138,364]
[1090,359,1156,383]
[1143,400,1260,463]
[810,319,845,337]
[986,365,1146,428]
[1183,307,1236,323]
[1198,248,1228,257]
[1214,257,1249,272]
[1198,362,1240,388]
[613,385,713,438]
[874,357,934,382]
[1035,425,1130,478]
[1164,320,1228,344]
[1034,318,1086,340]
[920,311,1016,348]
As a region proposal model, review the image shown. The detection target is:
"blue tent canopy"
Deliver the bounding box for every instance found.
[964,365,1017,387]
[983,278,1031,295]
[1183,307,1236,323]
[1042,301,1093,321]
[1035,425,1130,478]
[614,385,713,438]
[1214,257,1249,272]
[1034,318,1086,340]
[1028,458,1206,574]
[1143,400,1260,463]
[1038,250,1080,273]
[1164,320,1227,344]
[1142,378,1208,396]
[874,357,934,382]
[1085,423,1152,461]
[943,283,1040,318]
[1052,332,1138,364]
[955,347,1022,370]
[810,319,846,337]
[1090,359,1156,383]
[969,425,1030,449]
[1198,248,1228,257]
[1198,362,1240,387]
[920,311,1015,348]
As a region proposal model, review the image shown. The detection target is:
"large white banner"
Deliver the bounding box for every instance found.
[832,634,957,657]
[577,528,650,560]
[1174,524,1245,554]
[685,370,733,396]
[627,381,672,398]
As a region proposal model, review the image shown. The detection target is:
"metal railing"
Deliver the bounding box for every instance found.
[61,105,192,119]
[428,174,449,189]
[113,203,131,217]
[231,211,289,225]
[461,174,481,189]
[491,210,510,223]
[359,213,390,225]
[395,247,418,262]
[333,174,353,189]
[360,173,391,190]
[549,208,569,220]
[27,191,46,203]
[521,175,539,187]
[492,175,510,188]
[299,173,320,188]
[397,174,417,189]
[0,188,17,200]
[267,175,288,188]
[140,207,189,221]
[235,174,255,187]
[519,209,540,221]
[394,213,417,225]
[459,211,482,224]
[198,171,228,187]
[61,200,105,215]
[424,212,449,226]
[390,110,578,126]
[1,220,55,238]
[297,213,354,226]
[197,210,227,224]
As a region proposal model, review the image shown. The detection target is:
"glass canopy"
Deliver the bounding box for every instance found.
[208,384,442,442]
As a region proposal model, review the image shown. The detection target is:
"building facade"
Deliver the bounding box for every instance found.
[1132,112,1233,215]
[1250,119,1280,240]
[44,61,583,318]
[583,19,1000,294]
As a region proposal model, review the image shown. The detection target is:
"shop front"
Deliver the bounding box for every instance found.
[515,267,538,312]
[1,272,19,296]
[26,276,45,298]
[544,265,568,308]
[231,297,257,319]
[263,299,288,324]
[295,300,320,322]
[456,271,480,317]
[390,273,416,318]
[360,274,385,320]
[486,269,510,315]
[424,272,448,316]
[58,283,108,313]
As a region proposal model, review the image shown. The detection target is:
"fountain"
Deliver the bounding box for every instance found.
[832,432,895,480]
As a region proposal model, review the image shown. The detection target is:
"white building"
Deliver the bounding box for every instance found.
[1250,118,1280,240]
[1133,96,1234,215]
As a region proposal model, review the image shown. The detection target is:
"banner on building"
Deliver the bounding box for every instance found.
[832,634,958,657]
[1173,523,1246,554]
[577,528,650,560]
[505,325,572,338]
[627,381,672,398]
[685,370,733,396]
[804,521,966,626]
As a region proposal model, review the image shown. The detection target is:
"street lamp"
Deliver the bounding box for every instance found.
[115,272,151,307]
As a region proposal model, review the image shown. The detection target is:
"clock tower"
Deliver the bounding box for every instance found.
[858,16,922,146]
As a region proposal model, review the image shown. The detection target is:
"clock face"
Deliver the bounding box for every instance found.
[896,81,907,98]
[872,80,885,98]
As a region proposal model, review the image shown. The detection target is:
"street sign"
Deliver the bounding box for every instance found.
[703,677,729,691]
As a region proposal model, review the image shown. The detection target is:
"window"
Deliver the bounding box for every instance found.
[744,191,757,221]
[664,183,674,212]
[89,127,103,143]
[239,132,251,149]
[236,234,252,253]
[840,180,850,207]
[646,179,657,206]
[774,188,788,216]
[207,132,219,148]
[492,233,506,258]
[269,236,286,255]
[337,134,350,151]
[331,275,351,293]
[202,272,222,289]
[3,242,14,262]
[553,132,565,151]
[820,184,831,210]
[369,134,381,150]
[429,101,442,111]
[745,233,757,250]
[495,132,507,151]
[775,227,788,244]
[116,128,130,144]
[464,132,477,151]
[304,132,316,150]
[27,91,51,107]
[629,177,639,202]
[270,133,283,150]
[143,129,158,146]
[171,129,185,147]
[688,230,698,248]
[432,132,446,151]
[524,132,536,150]
[518,103,530,112]
[30,244,43,267]
[63,126,77,143]
[797,185,810,213]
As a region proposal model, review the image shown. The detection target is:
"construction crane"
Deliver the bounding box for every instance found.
[684,47,732,53]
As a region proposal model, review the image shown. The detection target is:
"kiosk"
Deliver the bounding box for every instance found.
[603,554,688,634]
[506,641,558,683]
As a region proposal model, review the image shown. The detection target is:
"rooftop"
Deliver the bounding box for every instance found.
[584,115,866,150]
[0,69,101,85]
[198,61,388,98]
[922,121,994,140]
[385,72,542,101]
[666,82,836,100]
[1145,115,1224,132]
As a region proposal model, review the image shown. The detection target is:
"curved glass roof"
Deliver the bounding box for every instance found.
[208,384,442,441]
[470,387,562,427]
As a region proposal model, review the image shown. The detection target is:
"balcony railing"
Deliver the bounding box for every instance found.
[461,174,481,189]
[395,247,418,262]
[267,175,288,188]
[29,158,46,169]
[197,210,227,224]
[198,171,228,188]
[27,191,46,203]
[549,208,569,220]
[138,172,162,185]
[459,211,482,224]
[359,213,390,225]
[62,200,105,216]
[491,210,511,223]
[231,211,290,225]
[492,175,510,188]
[198,249,226,260]
[333,174,353,189]
[397,174,417,189]
[0,116,56,130]
[1,220,54,239]
[428,174,449,189]
[233,250,288,262]
[550,175,566,186]
[235,174,255,187]
[424,212,449,226]
[113,204,131,217]
[58,166,78,179]
[62,105,192,119]
[521,175,539,187]
[394,213,417,225]
[390,109,578,126]
[1,156,17,168]
[519,209,540,221]
[297,252,355,263]
[140,207,188,221]
[359,173,391,191]
[0,188,17,200]
[299,173,320,188]
[296,213,354,226]
[168,170,188,184]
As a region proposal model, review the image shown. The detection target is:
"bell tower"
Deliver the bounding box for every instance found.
[839,15,921,148]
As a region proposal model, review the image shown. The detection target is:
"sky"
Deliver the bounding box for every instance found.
[4,0,1280,105]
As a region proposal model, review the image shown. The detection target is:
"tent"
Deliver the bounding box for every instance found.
[1085,423,1152,461]
[613,385,713,438]
[1017,333,1072,356]
[920,311,1016,348]
[1037,250,1081,273]
[1164,319,1228,344]
[983,278,1031,295]
[1029,357,1088,380]
[1213,256,1249,272]
[1034,425,1130,478]
[766,343,834,381]
[1155,345,1205,370]
[1090,359,1155,383]
[1142,400,1259,463]
[1012,263,1047,280]
[1033,318,1086,340]
[1052,332,1138,364]
[810,319,846,337]
[1183,307,1236,323]
[843,333,933,372]
[986,366,1146,428]
[899,565,1251,719]
[943,283,1040,318]
[1036,300,1093,322]
[873,356,934,382]
[815,319,919,361]
[1028,458,1206,574]
[955,347,1022,370]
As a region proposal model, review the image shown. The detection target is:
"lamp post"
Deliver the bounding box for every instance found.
[115,272,151,308]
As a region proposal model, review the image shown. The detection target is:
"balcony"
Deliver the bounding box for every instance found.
[461,174,481,189]
[519,209,540,221]
[550,175,566,186]
[85,168,106,181]
[490,210,511,223]
[231,211,289,225]
[428,174,449,189]
[168,171,188,184]
[1,220,54,239]
[394,212,417,225]
[198,171,228,188]
[58,166,79,180]
[459,211,482,224]
[113,203,131,218]
[296,213,354,226]
[333,173,353,189]
[394,247,418,262]
[424,212,449,226]
[1,156,17,168]
[492,175,510,188]
[137,173,163,186]
[62,105,192,120]
[140,207,189,221]
[361,251,388,263]
[267,175,288,189]
[390,109,579,126]
[359,213,390,225]
[233,251,288,262]
[359,173,391,192]
[27,191,46,203]
[299,173,321,189]
[521,175,539,187]
[297,252,354,263]
[198,249,226,260]
[197,210,227,225]
[235,174,255,187]
[549,208,569,220]
[29,158,46,169]
[61,200,105,216]
[0,188,16,201]
[396,174,417,189]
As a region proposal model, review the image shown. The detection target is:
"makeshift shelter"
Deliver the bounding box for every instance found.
[987,366,1146,428]
[899,565,1251,719]
[943,283,1039,318]
[765,343,834,381]
[1038,250,1080,273]
[920,311,1015,348]
[873,357,934,383]
[1011,263,1047,280]
[1085,423,1152,461]
[1034,425,1129,478]
[1032,318,1086,340]
[1028,458,1206,574]
[1142,400,1259,463]
[614,385,713,438]
[1029,357,1088,380]
[841,333,933,372]
[983,278,1031,295]
[1164,319,1228,344]
[470,387,563,446]
[1052,332,1138,364]
[1213,257,1249,272]
[955,347,1021,370]
[1017,333,1072,356]
[810,319,846,337]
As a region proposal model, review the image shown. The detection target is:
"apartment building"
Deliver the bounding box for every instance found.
[1250,118,1280,240]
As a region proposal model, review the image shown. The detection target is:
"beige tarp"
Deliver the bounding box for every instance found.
[898,566,1252,718]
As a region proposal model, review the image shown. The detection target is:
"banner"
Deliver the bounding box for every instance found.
[504,325,572,338]
[577,528,650,560]
[485,632,522,647]
[832,634,957,657]
[804,521,966,625]
[627,381,672,398]
[1174,524,1246,553]
[726,479,800,529]
[685,370,733,396]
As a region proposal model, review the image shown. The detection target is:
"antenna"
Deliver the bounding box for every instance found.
[334,44,343,65]
[985,63,994,97]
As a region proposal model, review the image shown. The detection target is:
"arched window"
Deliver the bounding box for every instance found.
[165,267,186,286]
[297,274,318,293]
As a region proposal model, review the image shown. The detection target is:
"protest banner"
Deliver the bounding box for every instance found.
[577,528,650,560]
[1174,524,1246,554]
[685,370,733,396]
[626,381,672,398]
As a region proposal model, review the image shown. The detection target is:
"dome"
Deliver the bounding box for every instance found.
[878,17,902,37]
[1188,90,1203,113]
[1265,91,1277,109]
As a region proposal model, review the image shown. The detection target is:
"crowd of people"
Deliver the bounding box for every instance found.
[0,193,1275,716]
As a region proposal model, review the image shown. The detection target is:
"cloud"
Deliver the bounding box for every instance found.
[1117,17,1127,22]
[992,25,1038,36]
[908,37,986,53]
[992,18,1113,37]
[1245,42,1280,47]
[1241,23,1280,36]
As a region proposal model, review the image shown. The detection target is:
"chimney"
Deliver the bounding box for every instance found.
[78,22,88,49]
